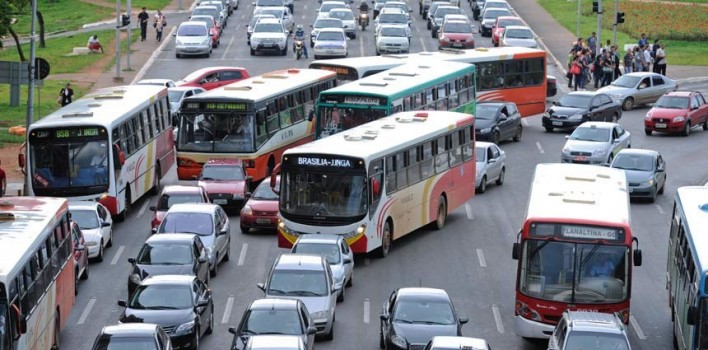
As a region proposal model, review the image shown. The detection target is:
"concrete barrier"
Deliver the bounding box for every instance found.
[72,47,92,55]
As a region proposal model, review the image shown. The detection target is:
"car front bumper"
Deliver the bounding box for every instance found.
[251,41,287,52]
[560,153,607,165]
[542,116,584,129]
[628,184,657,198]
[175,44,211,56]
[314,47,347,57]
[645,120,685,133]
[240,213,278,229]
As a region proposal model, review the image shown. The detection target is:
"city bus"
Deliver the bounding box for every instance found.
[311,47,549,117]
[0,197,76,350]
[25,85,175,220]
[176,68,337,181]
[511,163,643,339]
[667,186,708,350]
[274,110,476,257]
[315,61,476,138]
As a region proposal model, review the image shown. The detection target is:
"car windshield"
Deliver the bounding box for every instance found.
[655,95,689,109]
[564,332,630,350]
[435,8,460,18]
[252,181,279,200]
[557,94,591,108]
[611,75,641,88]
[191,17,214,30]
[499,18,522,27]
[137,242,194,265]
[241,309,303,335]
[443,22,472,33]
[485,2,506,9]
[157,193,205,211]
[475,147,487,162]
[475,104,501,120]
[70,209,99,230]
[192,8,217,18]
[380,26,407,37]
[178,25,207,36]
[200,165,245,180]
[315,19,342,28]
[129,284,193,309]
[267,270,328,296]
[292,243,341,264]
[251,15,275,27]
[569,127,610,142]
[484,9,509,19]
[611,154,654,171]
[505,28,532,39]
[260,9,284,17]
[255,22,284,33]
[379,13,406,23]
[386,4,407,11]
[329,10,354,20]
[318,31,344,40]
[169,90,186,102]
[393,299,456,325]
[258,0,283,6]
[159,212,213,236]
[93,336,158,350]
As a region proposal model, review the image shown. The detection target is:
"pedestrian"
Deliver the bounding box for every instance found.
[603,39,612,53]
[0,160,6,197]
[593,50,604,89]
[638,33,648,48]
[612,45,622,79]
[87,34,104,53]
[571,53,583,91]
[59,83,74,107]
[601,50,615,87]
[567,46,577,88]
[587,32,597,58]
[572,37,583,53]
[642,45,652,72]
[655,44,667,76]
[651,39,661,72]
[138,7,150,41]
[154,10,166,42]
[623,48,634,74]
[633,46,643,72]
[582,48,593,89]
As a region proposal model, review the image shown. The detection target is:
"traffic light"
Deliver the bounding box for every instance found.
[616,11,625,24]
[121,14,130,27]
[592,0,599,12]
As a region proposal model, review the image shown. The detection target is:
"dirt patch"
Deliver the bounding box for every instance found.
[0,143,24,183]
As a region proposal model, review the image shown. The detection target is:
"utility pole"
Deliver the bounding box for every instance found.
[612,0,618,45]
[126,0,132,71]
[25,0,38,194]
[115,0,122,82]
[597,0,603,50]
[577,0,581,39]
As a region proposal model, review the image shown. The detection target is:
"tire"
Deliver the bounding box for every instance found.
[377,221,392,258]
[205,306,214,335]
[192,327,200,350]
[324,316,334,340]
[477,175,487,194]
[513,126,522,142]
[96,241,104,263]
[703,120,708,130]
[240,224,249,234]
[352,33,356,39]
[176,53,181,58]
[645,129,652,136]
[607,153,614,164]
[250,48,255,56]
[496,167,505,186]
[544,126,554,132]
[346,273,353,287]
[337,283,345,302]
[81,263,89,280]
[379,329,385,349]
[682,122,691,137]
[492,130,500,145]
[433,196,447,230]
[427,21,431,30]
[117,190,131,222]
[659,178,666,194]
[150,164,161,195]
[52,313,60,350]
[621,97,634,111]
[611,112,619,123]
[650,189,657,203]
[106,230,113,248]
[210,255,218,277]
[74,274,79,295]
[281,46,287,56]
[223,238,231,262]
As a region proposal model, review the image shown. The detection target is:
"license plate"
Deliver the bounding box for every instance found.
[574,156,587,161]
[655,123,667,128]
[256,218,271,224]
[552,121,563,126]
[326,50,335,54]
[263,43,274,47]
[213,199,228,204]
[453,43,463,47]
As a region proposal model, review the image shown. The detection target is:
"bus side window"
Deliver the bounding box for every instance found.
[255,110,268,148]
[395,152,407,191]
[385,155,396,194]
[449,131,462,166]
[406,147,420,184]
[420,141,433,179]
[435,136,449,173]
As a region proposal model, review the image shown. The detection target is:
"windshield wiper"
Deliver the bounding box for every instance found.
[200,177,214,181]
[267,288,287,295]
[412,320,450,325]
[394,319,414,324]
[241,329,258,335]
[144,306,181,310]
[288,290,322,296]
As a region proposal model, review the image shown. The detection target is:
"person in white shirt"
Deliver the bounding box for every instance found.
[87,35,104,53]
[655,45,667,76]
[642,45,652,72]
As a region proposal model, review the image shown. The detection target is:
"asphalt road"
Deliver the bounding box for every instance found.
[60,0,708,349]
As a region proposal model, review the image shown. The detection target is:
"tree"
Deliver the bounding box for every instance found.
[0,0,29,60]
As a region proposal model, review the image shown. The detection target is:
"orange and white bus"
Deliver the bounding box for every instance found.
[25,85,175,220]
[511,163,643,339]
[0,197,76,350]
[274,110,476,257]
[176,68,337,181]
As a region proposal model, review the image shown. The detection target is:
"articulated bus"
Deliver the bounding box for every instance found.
[275,110,476,257]
[176,68,337,181]
[667,186,708,350]
[511,163,643,338]
[315,61,476,139]
[0,197,76,350]
[311,47,549,117]
[25,85,175,220]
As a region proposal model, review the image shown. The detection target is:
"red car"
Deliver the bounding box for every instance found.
[149,185,210,231]
[644,91,708,136]
[240,176,280,233]
[176,66,250,91]
[71,221,89,294]
[438,20,475,49]
[492,16,525,47]
[190,15,222,48]
[197,158,253,210]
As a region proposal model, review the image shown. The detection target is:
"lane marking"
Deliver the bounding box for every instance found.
[476,249,486,267]
[111,245,126,265]
[363,298,371,324]
[465,203,474,220]
[521,118,529,127]
[77,298,96,325]
[360,35,365,57]
[137,202,149,218]
[655,204,664,215]
[630,314,647,340]
[222,35,236,59]
[222,296,235,324]
[492,305,505,333]
[418,37,427,52]
[303,4,308,10]
[237,243,248,266]
[535,141,545,154]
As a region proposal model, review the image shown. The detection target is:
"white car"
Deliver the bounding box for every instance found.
[254,6,294,32]
[252,0,284,15]
[375,25,410,55]
[168,86,206,118]
[327,8,357,39]
[500,25,537,48]
[247,14,276,45]
[317,1,349,19]
[313,27,348,59]
[68,201,113,261]
[474,141,506,193]
[375,8,411,37]
[310,17,344,47]
[250,18,289,56]
[136,79,176,88]
[382,1,413,23]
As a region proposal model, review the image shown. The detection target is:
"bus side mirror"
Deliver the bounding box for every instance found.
[512,242,520,260]
[18,153,25,169]
[308,110,315,121]
[633,249,642,266]
[688,306,698,325]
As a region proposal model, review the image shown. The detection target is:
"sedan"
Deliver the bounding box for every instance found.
[168,87,207,120]
[430,6,463,38]
[177,66,249,91]
[310,18,344,47]
[197,158,252,211]
[376,25,410,55]
[492,16,524,47]
[597,72,677,111]
[474,142,506,194]
[327,8,357,39]
[71,221,90,293]
[474,101,522,144]
[500,25,537,48]
[438,20,475,49]
[92,323,172,350]
[560,121,631,165]
[543,92,622,132]
[644,91,708,136]
[291,234,354,301]
[150,185,210,231]
[610,148,666,203]
[480,8,511,37]
[68,201,113,262]
[240,177,280,233]
[313,28,348,59]
[380,288,468,350]
[118,275,213,350]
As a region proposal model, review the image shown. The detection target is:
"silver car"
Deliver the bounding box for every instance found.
[174,22,212,58]
[610,148,666,202]
[475,141,506,194]
[561,121,632,165]
[310,17,344,47]
[327,8,357,39]
[597,72,678,111]
[247,14,276,45]
[500,25,537,48]
[291,234,354,302]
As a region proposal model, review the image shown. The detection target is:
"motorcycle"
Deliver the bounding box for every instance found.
[294,38,304,60]
[359,11,369,31]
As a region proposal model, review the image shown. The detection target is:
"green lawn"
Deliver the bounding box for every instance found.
[13,0,115,36]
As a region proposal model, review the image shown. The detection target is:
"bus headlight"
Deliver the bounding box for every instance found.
[516,301,542,321]
[343,224,366,239]
[278,222,300,237]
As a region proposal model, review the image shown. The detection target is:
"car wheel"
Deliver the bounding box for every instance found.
[106,229,113,248]
[645,129,652,136]
[250,48,255,56]
[513,126,522,142]
[621,97,634,111]
[96,241,104,262]
[649,189,657,203]
[659,177,666,194]
[431,30,437,39]
[223,238,231,262]
[210,255,218,277]
[427,21,431,30]
[682,121,691,136]
[205,305,214,335]
[81,262,89,280]
[492,130,500,145]
[544,126,554,132]
[176,53,181,58]
[431,195,447,230]
[496,167,505,186]
[607,153,614,164]
[192,326,200,350]
[377,221,392,258]
[376,49,380,56]
[477,175,487,194]
[240,224,249,234]
[346,273,353,287]
[74,273,79,295]
[324,316,334,340]
[379,329,385,349]
[703,120,708,130]
[337,283,345,302]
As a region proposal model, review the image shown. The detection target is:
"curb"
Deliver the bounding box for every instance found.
[82,20,116,29]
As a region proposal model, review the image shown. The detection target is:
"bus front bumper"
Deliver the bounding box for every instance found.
[514,315,554,339]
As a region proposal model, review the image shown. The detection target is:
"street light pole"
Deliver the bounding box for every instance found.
[612,0,618,45]
[597,0,603,49]
[115,0,122,82]
[577,0,581,39]
[27,0,37,126]
[126,0,132,71]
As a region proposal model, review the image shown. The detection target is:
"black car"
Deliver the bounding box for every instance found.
[543,91,622,132]
[471,0,485,20]
[127,233,210,297]
[118,275,214,350]
[380,287,468,350]
[92,323,172,350]
[474,101,522,144]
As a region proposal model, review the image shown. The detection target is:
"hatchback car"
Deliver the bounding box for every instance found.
[376,25,410,54]
[543,91,622,132]
[376,8,411,36]
[244,335,307,350]
[127,233,211,297]
[310,18,344,47]
[492,16,524,47]
[240,176,280,233]
[500,25,537,48]
[91,323,172,350]
[175,22,212,58]
[189,15,221,47]
[193,5,225,29]
[150,185,210,231]
[156,203,231,277]
[480,8,510,37]
[425,336,491,350]
[168,87,207,119]
[137,79,177,88]
[429,6,462,38]
[425,2,450,30]
[380,288,468,350]
[597,72,678,111]
[177,66,250,91]
[317,1,349,19]
[197,158,252,210]
[548,311,630,350]
[327,8,357,38]
[118,275,214,350]
[228,298,317,350]
[253,0,285,15]
[475,142,506,194]
[474,101,522,144]
[644,91,708,136]
[254,7,294,33]
[313,28,348,59]
[560,122,631,165]
[383,1,413,23]
[71,221,90,293]
[250,18,289,56]
[438,20,475,49]
[610,148,666,202]
[291,234,354,301]
[247,14,277,45]
[68,201,113,262]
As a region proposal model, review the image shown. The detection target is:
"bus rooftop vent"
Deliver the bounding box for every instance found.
[383,77,396,81]
[94,94,124,100]
[262,73,288,79]
[360,82,388,87]
[475,47,489,52]
[62,112,94,118]
[381,123,396,129]
[565,174,597,182]
[561,190,596,205]
[700,203,708,213]
[287,69,300,73]
[225,86,253,91]
[87,103,102,108]
[389,72,417,77]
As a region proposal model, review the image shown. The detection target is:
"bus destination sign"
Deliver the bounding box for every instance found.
[320,95,386,106]
[310,64,357,81]
[530,223,621,241]
[31,127,106,141]
[283,154,365,170]
[204,102,248,111]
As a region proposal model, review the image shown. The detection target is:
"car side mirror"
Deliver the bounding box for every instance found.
[307,326,318,334]
[198,256,208,263]
[310,24,314,28]
[244,192,252,199]
[257,282,266,291]
[149,206,157,211]
[459,316,469,324]
[564,135,570,139]
[331,285,340,293]
[173,32,177,37]
[228,326,238,335]
[487,158,496,164]
[76,244,86,251]
[343,256,352,264]
[219,228,228,235]
[192,175,199,180]
[197,299,210,307]
[380,314,389,321]
[151,227,157,234]
[246,175,254,182]
[512,242,520,260]
[128,257,136,264]
[117,300,127,307]
[102,221,111,227]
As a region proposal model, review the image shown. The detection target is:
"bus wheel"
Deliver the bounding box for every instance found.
[377,221,392,258]
[52,312,60,350]
[433,196,447,230]
[117,190,131,222]
[267,156,275,176]
[150,164,161,196]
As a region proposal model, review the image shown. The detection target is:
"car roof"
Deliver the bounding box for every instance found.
[101,323,161,336]
[663,91,693,97]
[380,7,406,13]
[444,14,469,19]
[577,121,618,129]
[429,336,489,349]
[181,66,247,81]
[616,148,659,157]
[257,18,283,25]
[195,4,218,9]
[497,15,522,20]
[145,233,198,244]
[247,335,304,350]
[161,185,205,195]
[319,27,345,33]
[623,72,663,78]
[275,253,327,270]
[444,20,469,25]
[168,86,206,92]
[397,287,450,299]
[485,0,508,4]
[504,25,531,31]
[475,141,496,149]
[191,14,215,20]
[68,200,102,210]
[180,21,208,28]
[564,91,597,97]
[142,274,196,285]
[166,203,220,214]
[138,79,175,84]
[329,8,353,13]
[295,234,342,245]
[564,311,625,334]
[249,298,300,310]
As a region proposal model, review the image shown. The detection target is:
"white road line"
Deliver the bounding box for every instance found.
[655,204,665,215]
[301,14,306,20]
[137,202,149,218]
[363,298,371,324]
[77,298,96,325]
[241,14,246,20]
[492,305,505,333]
[111,245,126,265]
[237,243,248,266]
[222,296,235,324]
[222,35,236,59]
[630,314,647,340]
[418,37,427,52]
[521,118,529,127]
[303,4,308,10]
[359,36,365,57]
[476,249,487,267]
[465,203,474,220]
[535,141,545,154]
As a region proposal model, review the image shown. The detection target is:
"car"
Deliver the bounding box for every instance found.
[257,254,339,340]
[480,8,510,36]
[438,20,475,49]
[597,72,678,111]
[373,0,393,19]
[547,311,630,350]
[644,91,708,136]
[71,221,89,293]
[310,18,344,48]
[291,234,354,301]
[177,66,250,91]
[200,1,229,25]
[543,91,623,132]
[383,1,413,23]
[192,5,225,29]
[425,336,491,350]
[375,25,410,55]
[419,0,433,18]
[127,233,211,298]
[155,203,232,277]
[426,2,450,30]
[441,13,474,29]
[198,0,234,14]
[375,8,411,37]
[253,0,285,15]
[91,323,173,350]
[560,121,631,165]
[491,16,524,47]
[250,18,290,56]
[471,0,485,20]
[317,1,349,19]
[380,288,468,350]
[474,101,522,144]
[168,87,207,119]
[189,15,221,47]
[313,28,348,59]
[175,21,212,58]
[150,185,210,231]
[480,0,510,17]
[240,176,280,233]
[500,25,537,48]
[69,201,113,262]
[228,298,317,350]
[474,141,506,194]
[547,75,558,97]
[196,158,252,210]
[610,148,666,202]
[118,275,214,350]
[247,14,276,45]
[137,79,177,88]
[429,6,463,38]
[243,335,307,350]
[327,8,357,39]
[254,6,294,32]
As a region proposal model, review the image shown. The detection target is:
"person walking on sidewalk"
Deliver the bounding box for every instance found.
[154,10,166,42]
[59,83,74,107]
[138,7,150,41]
[587,32,597,58]
[0,160,6,197]
[655,44,667,76]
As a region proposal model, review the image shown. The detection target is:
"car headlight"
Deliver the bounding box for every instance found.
[242,205,253,215]
[644,178,655,187]
[673,116,685,122]
[278,221,300,237]
[174,320,196,335]
[85,241,99,247]
[562,146,570,154]
[251,38,261,44]
[480,127,491,134]
[593,148,608,156]
[391,335,407,348]
[205,247,214,260]
[569,114,583,121]
[645,113,652,120]
[202,39,210,45]
[129,273,142,285]
[176,39,183,45]
[311,310,329,320]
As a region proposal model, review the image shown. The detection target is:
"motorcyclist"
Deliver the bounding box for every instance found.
[359,0,369,12]
[293,25,308,59]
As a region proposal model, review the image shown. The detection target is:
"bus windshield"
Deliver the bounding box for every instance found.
[0,302,8,350]
[519,241,628,304]
[177,112,255,153]
[317,106,388,137]
[281,171,368,218]
[30,140,110,193]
